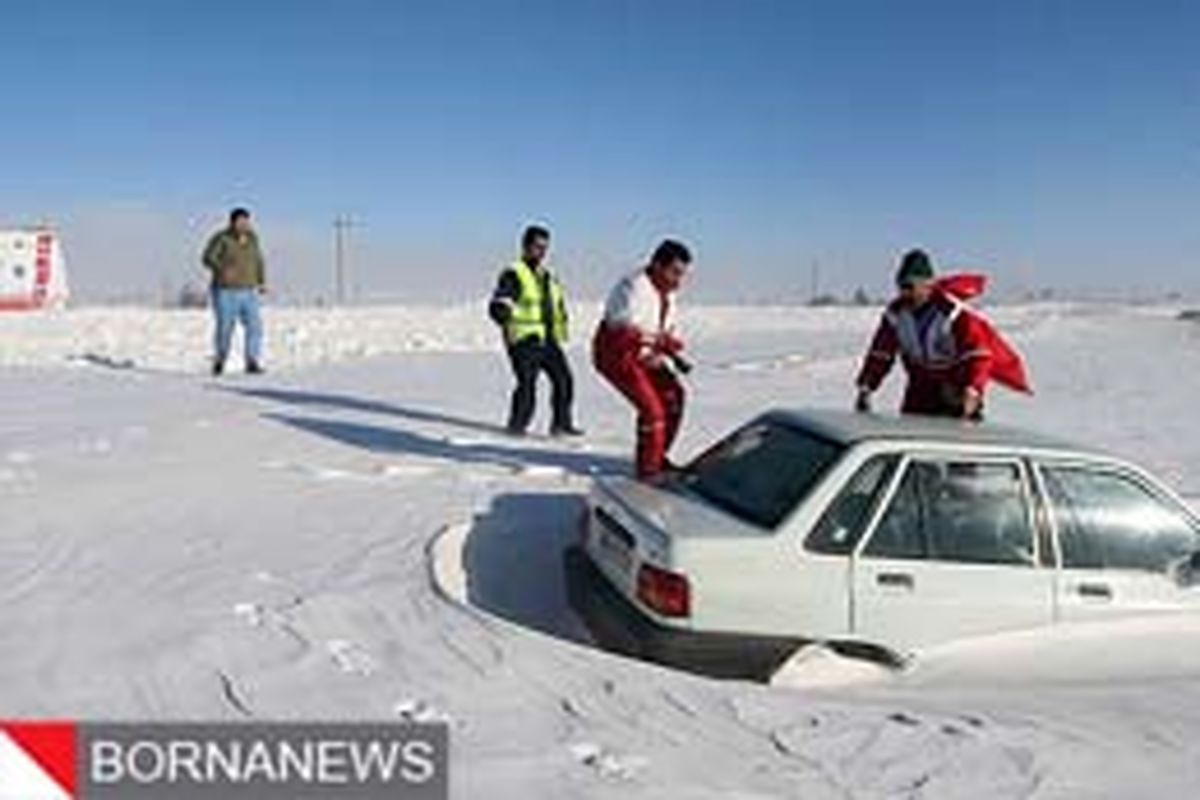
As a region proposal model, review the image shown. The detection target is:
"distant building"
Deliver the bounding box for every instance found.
[0,228,69,310]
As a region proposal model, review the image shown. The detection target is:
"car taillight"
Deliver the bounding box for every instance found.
[637,563,691,618]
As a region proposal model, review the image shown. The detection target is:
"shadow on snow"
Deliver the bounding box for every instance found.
[461,491,594,645]
[264,413,625,477]
[232,387,512,439]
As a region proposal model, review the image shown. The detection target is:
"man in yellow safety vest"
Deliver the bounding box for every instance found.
[488,225,582,437]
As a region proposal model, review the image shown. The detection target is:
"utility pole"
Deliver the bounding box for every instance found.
[333,215,356,304]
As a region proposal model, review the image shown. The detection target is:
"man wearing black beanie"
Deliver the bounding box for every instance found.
[854,249,994,419]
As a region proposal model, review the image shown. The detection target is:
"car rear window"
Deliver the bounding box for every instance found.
[681,420,844,530]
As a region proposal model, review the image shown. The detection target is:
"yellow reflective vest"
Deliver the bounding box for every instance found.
[505,260,568,345]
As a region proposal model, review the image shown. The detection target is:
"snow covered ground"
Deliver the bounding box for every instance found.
[2,301,1199,798]
[0,301,925,373]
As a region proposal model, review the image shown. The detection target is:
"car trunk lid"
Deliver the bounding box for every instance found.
[584,476,769,617]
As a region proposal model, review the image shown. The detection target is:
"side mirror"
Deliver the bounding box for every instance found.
[1170,550,1200,587]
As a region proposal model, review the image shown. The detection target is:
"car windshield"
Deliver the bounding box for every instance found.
[680,420,844,529]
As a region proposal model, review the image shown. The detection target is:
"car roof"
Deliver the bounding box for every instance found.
[767,408,1106,457]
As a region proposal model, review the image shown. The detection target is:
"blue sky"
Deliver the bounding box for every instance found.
[2,0,1197,302]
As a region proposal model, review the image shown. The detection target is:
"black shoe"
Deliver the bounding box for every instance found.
[505,425,528,438]
[212,359,225,377]
[245,360,265,375]
[550,425,586,438]
[642,463,687,486]
[648,465,686,484]
[663,460,690,479]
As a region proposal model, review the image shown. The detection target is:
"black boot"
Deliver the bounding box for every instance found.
[550,424,586,438]
[246,360,265,375]
[212,359,225,377]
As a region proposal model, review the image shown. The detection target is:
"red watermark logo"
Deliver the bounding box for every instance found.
[0,721,77,799]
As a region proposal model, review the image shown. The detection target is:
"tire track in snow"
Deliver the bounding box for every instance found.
[0,527,79,605]
[216,669,253,717]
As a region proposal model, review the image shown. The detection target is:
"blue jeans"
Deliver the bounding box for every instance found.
[212,287,263,364]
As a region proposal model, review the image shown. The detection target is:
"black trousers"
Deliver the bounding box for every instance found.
[506,337,575,433]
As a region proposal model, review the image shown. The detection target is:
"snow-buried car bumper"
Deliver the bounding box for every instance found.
[564,545,801,681]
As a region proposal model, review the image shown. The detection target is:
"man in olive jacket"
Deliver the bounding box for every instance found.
[202,207,266,375]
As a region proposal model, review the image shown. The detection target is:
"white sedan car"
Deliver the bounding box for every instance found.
[567,409,1200,679]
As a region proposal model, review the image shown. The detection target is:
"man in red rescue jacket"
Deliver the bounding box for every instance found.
[855,249,1031,419]
[593,240,693,480]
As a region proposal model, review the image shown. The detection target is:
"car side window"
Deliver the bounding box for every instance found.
[864,459,1037,566]
[806,456,899,555]
[1040,466,1198,573]
[863,462,926,559]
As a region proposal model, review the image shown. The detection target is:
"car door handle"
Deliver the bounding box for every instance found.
[1076,582,1113,600]
[876,572,915,590]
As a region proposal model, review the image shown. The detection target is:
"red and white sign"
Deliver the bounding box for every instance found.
[0,722,76,799]
[0,229,70,312]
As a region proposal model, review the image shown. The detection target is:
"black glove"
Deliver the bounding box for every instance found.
[488,299,513,326]
[670,354,694,376]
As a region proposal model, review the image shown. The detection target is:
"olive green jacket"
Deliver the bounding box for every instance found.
[202,229,266,289]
